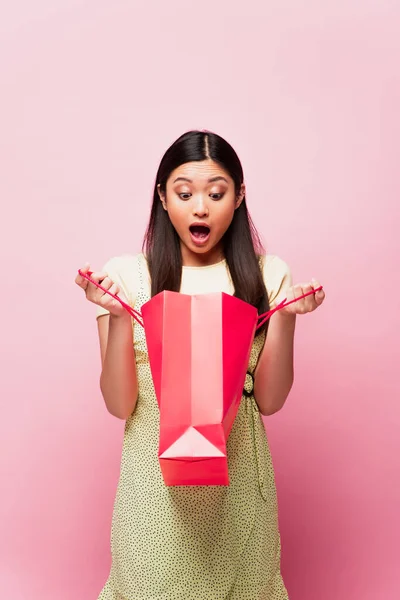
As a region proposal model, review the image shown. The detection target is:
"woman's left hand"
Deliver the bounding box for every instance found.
[274,278,325,316]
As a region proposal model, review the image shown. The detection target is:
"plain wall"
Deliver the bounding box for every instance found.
[0,1,399,598]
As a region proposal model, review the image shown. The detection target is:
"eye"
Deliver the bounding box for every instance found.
[210,193,223,200]
[178,193,192,200]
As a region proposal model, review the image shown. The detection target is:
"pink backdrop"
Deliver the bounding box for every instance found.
[1,2,399,598]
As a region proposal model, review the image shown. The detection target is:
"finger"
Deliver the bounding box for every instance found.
[94,282,121,308]
[85,272,109,293]
[284,285,296,302]
[87,270,107,283]
[295,283,316,313]
[273,285,293,309]
[86,276,111,302]
[302,283,316,312]
[107,283,120,297]
[297,284,308,313]
[75,262,91,288]
[311,278,325,303]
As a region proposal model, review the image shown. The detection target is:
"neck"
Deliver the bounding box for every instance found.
[180,242,225,267]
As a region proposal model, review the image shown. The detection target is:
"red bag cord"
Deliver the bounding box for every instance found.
[256,284,323,330]
[78,269,144,327]
[78,269,323,329]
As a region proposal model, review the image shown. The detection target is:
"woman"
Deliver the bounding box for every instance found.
[75,129,325,599]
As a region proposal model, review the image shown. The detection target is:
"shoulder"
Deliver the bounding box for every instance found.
[260,254,291,276]
[101,253,139,273]
[100,253,145,281]
[95,254,142,319]
[100,253,143,295]
[259,254,293,304]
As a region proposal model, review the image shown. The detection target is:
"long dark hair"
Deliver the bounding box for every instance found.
[142,129,271,336]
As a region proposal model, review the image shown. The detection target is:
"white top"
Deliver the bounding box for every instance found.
[95,253,292,319]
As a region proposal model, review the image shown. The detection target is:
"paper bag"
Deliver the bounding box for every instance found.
[78,266,322,487]
[141,291,258,486]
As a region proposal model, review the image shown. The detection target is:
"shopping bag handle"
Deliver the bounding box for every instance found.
[78,269,323,330]
[256,285,324,330]
[78,269,144,327]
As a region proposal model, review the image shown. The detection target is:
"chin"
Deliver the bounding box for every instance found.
[190,244,212,254]
[184,238,223,259]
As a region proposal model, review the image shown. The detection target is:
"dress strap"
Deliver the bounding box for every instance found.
[137,253,144,289]
[136,253,151,301]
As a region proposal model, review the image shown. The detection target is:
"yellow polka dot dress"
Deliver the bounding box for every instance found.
[96,254,291,600]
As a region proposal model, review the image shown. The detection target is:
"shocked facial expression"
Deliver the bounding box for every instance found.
[157,159,245,266]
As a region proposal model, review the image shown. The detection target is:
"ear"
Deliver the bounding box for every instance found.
[235,184,246,209]
[157,183,167,211]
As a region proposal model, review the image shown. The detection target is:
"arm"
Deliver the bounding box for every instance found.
[253,262,325,415]
[93,254,140,420]
[253,310,296,416]
[97,313,138,420]
[253,255,295,416]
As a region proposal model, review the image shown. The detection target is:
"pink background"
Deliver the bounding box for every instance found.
[1,1,399,598]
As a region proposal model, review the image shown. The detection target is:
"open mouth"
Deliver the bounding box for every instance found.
[189,224,211,244]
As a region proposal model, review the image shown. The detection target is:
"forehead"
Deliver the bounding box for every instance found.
[168,160,232,185]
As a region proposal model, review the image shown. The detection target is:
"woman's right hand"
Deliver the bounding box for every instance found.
[75,262,129,318]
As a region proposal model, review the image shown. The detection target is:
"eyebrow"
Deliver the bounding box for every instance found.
[172,176,229,184]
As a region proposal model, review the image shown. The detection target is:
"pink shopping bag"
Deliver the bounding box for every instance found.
[79,267,322,486]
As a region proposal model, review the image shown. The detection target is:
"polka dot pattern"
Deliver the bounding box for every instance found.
[97,256,289,600]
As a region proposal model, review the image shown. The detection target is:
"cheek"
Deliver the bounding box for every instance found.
[165,201,188,229]
[213,204,236,231]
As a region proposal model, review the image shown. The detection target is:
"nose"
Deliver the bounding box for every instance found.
[192,194,209,218]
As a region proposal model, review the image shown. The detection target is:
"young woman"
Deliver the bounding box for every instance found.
[75,129,325,599]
